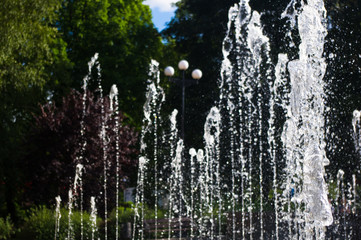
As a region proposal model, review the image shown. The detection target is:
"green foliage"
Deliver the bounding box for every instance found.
[23,90,138,206]
[107,203,134,239]
[162,0,239,147]
[144,205,166,220]
[108,202,166,224]
[17,206,58,240]
[328,181,338,202]
[0,0,62,222]
[0,217,15,239]
[107,202,166,239]
[57,0,164,125]
[45,37,74,103]
[15,203,166,240]
[0,0,60,90]
[15,206,102,240]
[0,0,165,222]
[109,203,135,224]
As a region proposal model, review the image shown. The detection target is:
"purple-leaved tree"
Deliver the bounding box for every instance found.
[23,89,138,211]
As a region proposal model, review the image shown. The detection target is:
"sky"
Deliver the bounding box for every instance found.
[144,0,177,31]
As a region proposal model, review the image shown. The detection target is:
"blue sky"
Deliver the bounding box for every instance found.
[144,0,177,31]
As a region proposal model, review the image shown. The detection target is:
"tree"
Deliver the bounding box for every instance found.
[162,0,239,147]
[56,0,164,125]
[161,1,361,205]
[323,0,361,177]
[23,89,138,210]
[0,0,61,222]
[0,0,60,90]
[0,0,165,220]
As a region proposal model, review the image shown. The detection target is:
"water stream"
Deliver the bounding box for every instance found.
[54,0,361,239]
[133,0,337,239]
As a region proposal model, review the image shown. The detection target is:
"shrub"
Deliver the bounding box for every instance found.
[107,202,166,239]
[15,206,103,240]
[107,202,135,239]
[0,217,15,239]
[23,89,138,208]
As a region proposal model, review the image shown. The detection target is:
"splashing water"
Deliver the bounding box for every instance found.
[281,1,333,238]
[270,53,289,240]
[169,140,185,239]
[76,53,99,240]
[132,60,165,240]
[67,164,83,240]
[90,197,98,240]
[67,190,74,240]
[109,84,121,240]
[61,53,120,240]
[95,57,110,240]
[352,110,361,155]
[189,148,197,239]
[55,0,361,238]
[219,0,273,238]
[203,107,221,239]
[54,196,62,240]
[132,0,337,239]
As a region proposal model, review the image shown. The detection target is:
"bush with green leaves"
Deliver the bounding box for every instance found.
[107,202,167,239]
[15,206,102,240]
[0,216,15,239]
[12,204,170,240]
[107,202,134,239]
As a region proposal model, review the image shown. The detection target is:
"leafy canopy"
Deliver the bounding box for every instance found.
[0,0,59,90]
[23,89,138,208]
[57,0,164,125]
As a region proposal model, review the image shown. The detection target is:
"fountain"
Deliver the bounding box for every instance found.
[53,52,137,240]
[132,0,359,239]
[53,0,361,239]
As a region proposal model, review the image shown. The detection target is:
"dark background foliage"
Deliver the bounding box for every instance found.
[23,89,138,213]
[0,0,162,223]
[162,0,361,177]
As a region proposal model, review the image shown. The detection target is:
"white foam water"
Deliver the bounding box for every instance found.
[67,164,83,240]
[109,84,120,240]
[203,107,221,239]
[219,1,272,238]
[76,53,99,240]
[57,0,361,239]
[54,196,62,240]
[90,197,98,240]
[132,60,165,240]
[281,1,333,238]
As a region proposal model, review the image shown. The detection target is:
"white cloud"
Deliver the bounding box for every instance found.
[144,0,177,12]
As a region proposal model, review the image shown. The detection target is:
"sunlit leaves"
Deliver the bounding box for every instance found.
[0,0,59,90]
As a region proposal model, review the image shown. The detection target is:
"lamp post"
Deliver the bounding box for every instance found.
[164,60,202,141]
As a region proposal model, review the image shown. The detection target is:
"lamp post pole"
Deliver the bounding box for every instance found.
[164,60,202,141]
[181,69,186,140]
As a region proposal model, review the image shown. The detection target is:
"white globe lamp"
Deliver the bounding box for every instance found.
[164,66,175,77]
[178,60,189,71]
[191,69,202,80]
